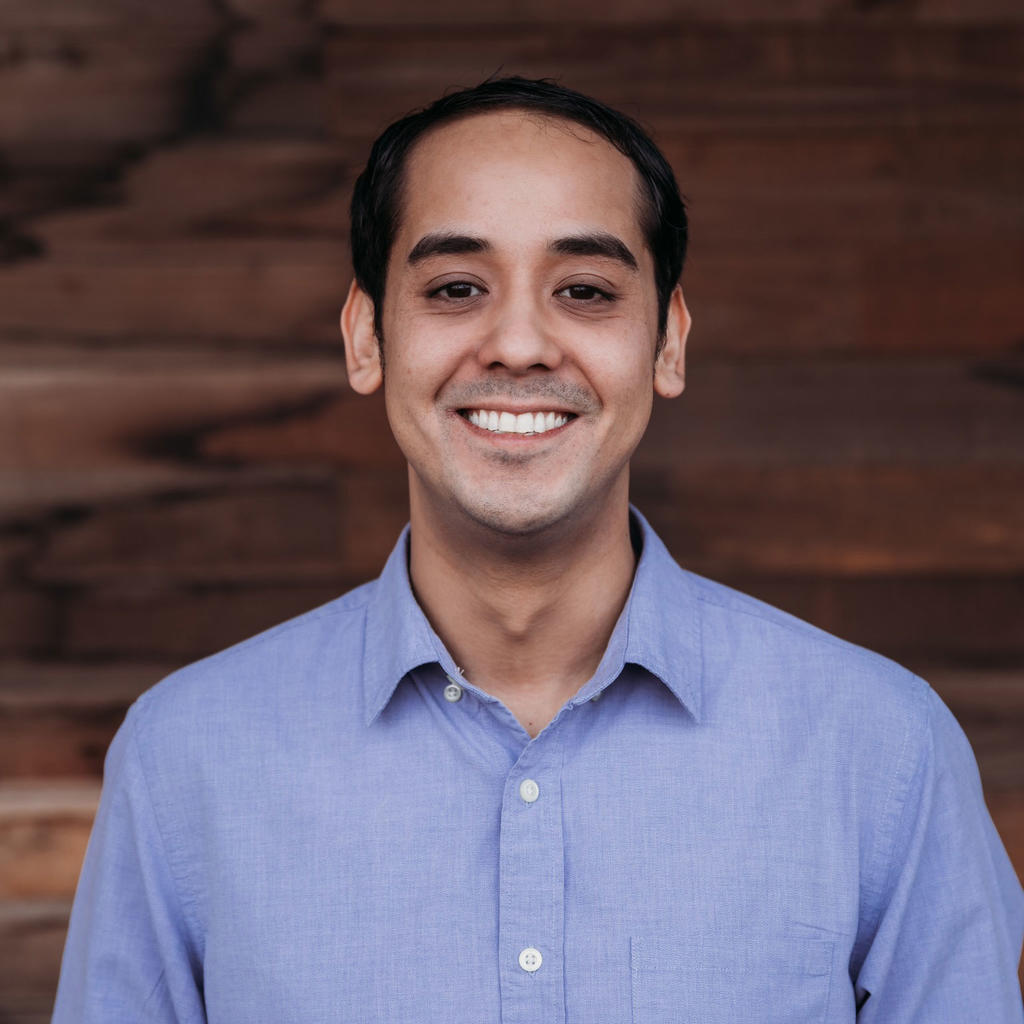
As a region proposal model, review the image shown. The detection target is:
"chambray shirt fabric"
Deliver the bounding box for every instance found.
[54,509,1024,1023]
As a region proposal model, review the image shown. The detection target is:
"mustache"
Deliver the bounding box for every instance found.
[445,378,598,414]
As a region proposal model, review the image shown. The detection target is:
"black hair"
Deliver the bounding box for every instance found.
[349,75,687,342]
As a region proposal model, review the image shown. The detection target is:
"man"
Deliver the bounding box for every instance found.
[54,77,1023,1022]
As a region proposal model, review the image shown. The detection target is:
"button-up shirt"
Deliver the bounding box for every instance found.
[54,509,1024,1022]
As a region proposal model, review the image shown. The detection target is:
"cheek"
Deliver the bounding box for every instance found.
[382,315,462,382]
[584,332,658,394]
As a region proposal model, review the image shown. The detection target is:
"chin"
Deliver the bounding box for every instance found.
[456,491,576,539]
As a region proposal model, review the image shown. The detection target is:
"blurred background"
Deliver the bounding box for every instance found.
[1,0,1022,1018]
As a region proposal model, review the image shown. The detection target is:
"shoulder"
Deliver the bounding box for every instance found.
[683,567,932,742]
[681,570,977,896]
[130,578,378,748]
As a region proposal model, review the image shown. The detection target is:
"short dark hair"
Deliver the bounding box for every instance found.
[349,76,688,342]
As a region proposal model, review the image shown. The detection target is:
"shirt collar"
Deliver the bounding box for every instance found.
[619,505,704,721]
[361,505,704,726]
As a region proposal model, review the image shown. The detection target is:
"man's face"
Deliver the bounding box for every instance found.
[345,110,687,539]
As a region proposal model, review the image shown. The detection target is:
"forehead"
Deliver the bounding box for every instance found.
[395,110,647,252]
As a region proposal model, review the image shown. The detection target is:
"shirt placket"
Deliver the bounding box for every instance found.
[497,733,566,1024]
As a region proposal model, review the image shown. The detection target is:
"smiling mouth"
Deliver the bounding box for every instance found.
[458,408,575,436]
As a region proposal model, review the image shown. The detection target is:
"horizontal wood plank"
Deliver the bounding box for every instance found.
[0,345,353,518]
[640,358,1024,466]
[0,662,166,777]
[638,463,1024,575]
[0,345,348,472]
[320,0,1024,24]
[926,669,1024,790]
[0,25,220,163]
[0,0,216,29]
[323,27,1024,138]
[63,583,352,662]
[728,576,1024,665]
[0,901,71,1024]
[0,782,97,900]
[30,476,349,585]
[0,589,56,656]
[0,241,347,344]
[24,141,351,241]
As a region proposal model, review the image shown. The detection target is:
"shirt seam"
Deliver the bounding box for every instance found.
[860,673,930,953]
[179,590,373,677]
[130,694,206,953]
[695,586,906,678]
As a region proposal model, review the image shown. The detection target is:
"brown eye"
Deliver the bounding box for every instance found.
[558,284,615,302]
[431,281,483,300]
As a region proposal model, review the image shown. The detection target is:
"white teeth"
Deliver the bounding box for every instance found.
[464,409,570,435]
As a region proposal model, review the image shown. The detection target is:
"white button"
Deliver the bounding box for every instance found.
[590,691,602,702]
[519,778,540,803]
[443,681,463,702]
[518,947,542,972]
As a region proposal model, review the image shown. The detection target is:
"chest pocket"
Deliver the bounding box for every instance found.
[630,934,835,1024]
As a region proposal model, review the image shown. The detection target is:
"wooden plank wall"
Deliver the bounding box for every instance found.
[1,0,1023,1017]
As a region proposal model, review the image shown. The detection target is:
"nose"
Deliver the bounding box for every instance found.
[475,291,563,373]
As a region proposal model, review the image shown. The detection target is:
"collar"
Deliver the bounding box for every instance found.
[361,505,704,726]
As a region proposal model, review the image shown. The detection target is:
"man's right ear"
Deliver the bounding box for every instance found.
[340,279,383,395]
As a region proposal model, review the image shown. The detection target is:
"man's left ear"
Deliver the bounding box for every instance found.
[654,285,690,399]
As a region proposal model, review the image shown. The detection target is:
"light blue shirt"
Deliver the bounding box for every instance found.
[54,509,1024,1022]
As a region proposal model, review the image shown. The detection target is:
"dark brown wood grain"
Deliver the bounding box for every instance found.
[320,0,1024,24]
[0,2,221,171]
[639,463,1024,574]
[726,576,1024,665]
[63,585,349,661]
[0,589,55,656]
[323,26,1024,137]
[30,476,349,585]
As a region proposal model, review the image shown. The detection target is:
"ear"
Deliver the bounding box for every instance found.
[340,278,383,394]
[653,285,690,399]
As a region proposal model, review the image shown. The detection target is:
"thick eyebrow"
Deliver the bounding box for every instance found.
[550,232,638,272]
[407,232,491,265]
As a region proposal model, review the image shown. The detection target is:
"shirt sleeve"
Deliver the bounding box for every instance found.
[52,701,207,1023]
[854,685,1024,1021]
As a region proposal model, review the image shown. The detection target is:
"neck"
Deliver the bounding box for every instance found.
[408,487,638,736]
